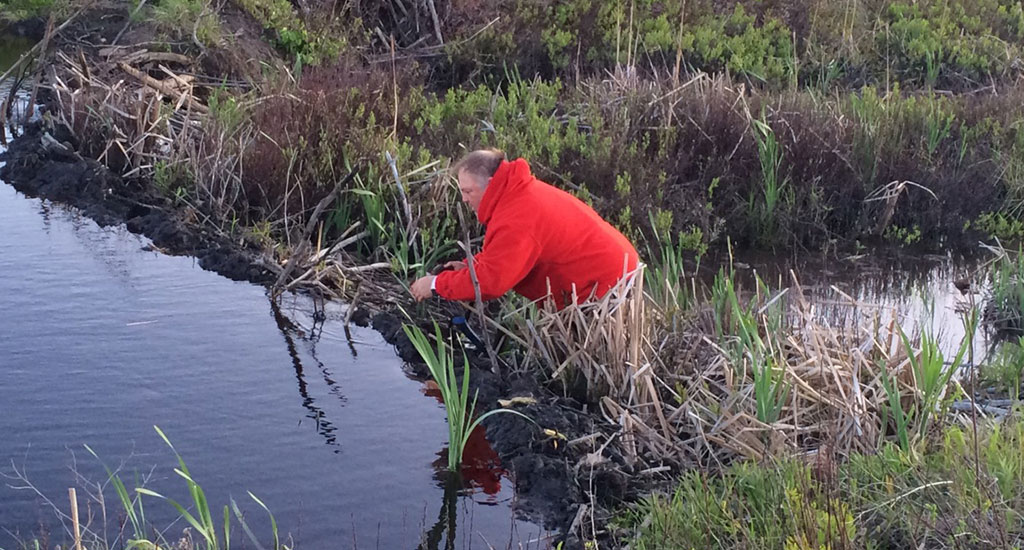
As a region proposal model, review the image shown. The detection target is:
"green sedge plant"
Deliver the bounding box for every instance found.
[133,426,284,550]
[403,322,533,471]
[899,328,969,440]
[881,327,970,451]
[727,279,790,425]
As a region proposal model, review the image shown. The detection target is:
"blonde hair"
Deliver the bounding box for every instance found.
[453,149,506,188]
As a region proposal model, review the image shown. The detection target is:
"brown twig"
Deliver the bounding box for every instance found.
[272,169,358,294]
[456,204,501,375]
[118,61,209,114]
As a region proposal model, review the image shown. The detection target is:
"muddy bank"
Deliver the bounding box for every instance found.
[372,310,641,541]
[1,123,274,284]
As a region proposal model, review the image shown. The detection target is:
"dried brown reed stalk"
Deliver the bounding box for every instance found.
[49,51,206,176]
[864,179,938,236]
[42,50,397,300]
[514,269,970,472]
[502,266,686,465]
[46,49,275,231]
[511,266,647,403]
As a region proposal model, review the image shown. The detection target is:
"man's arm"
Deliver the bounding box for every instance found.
[431,225,541,301]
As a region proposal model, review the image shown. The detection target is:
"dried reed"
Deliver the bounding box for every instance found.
[512,269,974,472]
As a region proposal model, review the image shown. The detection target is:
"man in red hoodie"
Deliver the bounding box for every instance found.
[410,149,639,309]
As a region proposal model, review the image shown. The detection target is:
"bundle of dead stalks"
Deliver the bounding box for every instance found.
[508,266,648,402]
[512,270,974,473]
[47,46,248,196]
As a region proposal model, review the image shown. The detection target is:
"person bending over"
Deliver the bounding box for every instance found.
[410,149,639,309]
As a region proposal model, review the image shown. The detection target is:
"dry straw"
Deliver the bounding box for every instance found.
[510,269,972,471]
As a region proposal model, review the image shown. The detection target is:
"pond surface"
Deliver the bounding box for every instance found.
[0,35,550,550]
[708,247,991,361]
[0,33,34,71]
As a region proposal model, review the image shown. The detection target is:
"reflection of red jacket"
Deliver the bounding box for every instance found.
[435,159,638,308]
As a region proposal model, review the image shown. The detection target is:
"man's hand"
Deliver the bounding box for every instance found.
[443,260,468,271]
[410,275,435,301]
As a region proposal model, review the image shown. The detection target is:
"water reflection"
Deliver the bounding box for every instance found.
[1,34,35,141]
[419,471,460,550]
[422,381,506,501]
[704,248,991,358]
[269,296,345,452]
[0,34,34,72]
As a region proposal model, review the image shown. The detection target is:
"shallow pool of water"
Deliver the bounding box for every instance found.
[0,33,34,71]
[0,41,550,549]
[704,247,992,361]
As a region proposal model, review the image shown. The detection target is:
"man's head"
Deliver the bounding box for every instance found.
[453,149,505,213]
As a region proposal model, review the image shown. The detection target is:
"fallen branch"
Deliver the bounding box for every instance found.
[118,62,209,114]
[272,170,359,293]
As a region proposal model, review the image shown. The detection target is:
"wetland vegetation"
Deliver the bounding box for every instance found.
[7,0,1024,548]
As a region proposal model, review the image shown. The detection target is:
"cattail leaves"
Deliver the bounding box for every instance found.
[403,322,533,471]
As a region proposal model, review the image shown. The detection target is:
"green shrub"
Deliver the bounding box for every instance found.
[881,1,1021,88]
[150,0,222,46]
[235,0,344,64]
[0,0,56,20]
[627,422,1024,549]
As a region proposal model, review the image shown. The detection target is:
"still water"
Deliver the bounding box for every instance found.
[0,36,549,550]
[0,174,550,550]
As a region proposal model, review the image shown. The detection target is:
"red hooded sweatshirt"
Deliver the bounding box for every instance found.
[434,158,639,308]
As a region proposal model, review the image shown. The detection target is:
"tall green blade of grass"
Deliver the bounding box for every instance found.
[231,498,268,550]
[84,444,154,546]
[404,323,533,470]
[898,328,969,440]
[137,426,221,550]
[879,359,912,451]
[724,275,789,425]
[248,491,280,550]
[136,487,216,549]
[751,113,787,246]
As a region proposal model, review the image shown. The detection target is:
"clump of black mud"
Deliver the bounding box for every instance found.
[1,122,274,283]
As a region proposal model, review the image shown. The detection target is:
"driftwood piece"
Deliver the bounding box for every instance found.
[125,51,194,67]
[425,0,443,44]
[118,61,209,114]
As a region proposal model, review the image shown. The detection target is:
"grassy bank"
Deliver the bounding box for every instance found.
[13,0,1024,271]
[626,419,1024,549]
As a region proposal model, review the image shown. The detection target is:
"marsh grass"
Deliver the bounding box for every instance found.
[403,323,532,471]
[880,330,969,451]
[502,267,648,404]
[981,336,1024,400]
[749,113,789,247]
[6,427,284,550]
[627,420,1024,549]
[149,0,222,47]
[510,261,989,472]
[985,247,1024,339]
[134,427,284,550]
